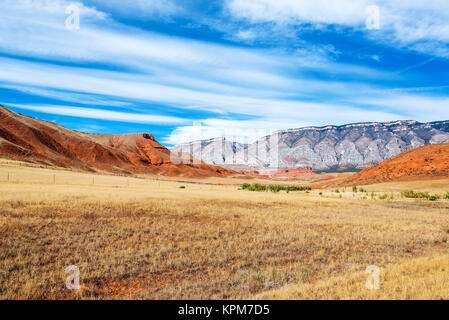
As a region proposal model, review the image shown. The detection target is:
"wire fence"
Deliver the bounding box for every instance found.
[0,170,166,188]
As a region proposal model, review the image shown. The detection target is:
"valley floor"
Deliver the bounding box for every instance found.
[1,162,449,299]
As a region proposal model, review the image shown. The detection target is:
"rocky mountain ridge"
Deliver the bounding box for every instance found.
[172,120,449,170]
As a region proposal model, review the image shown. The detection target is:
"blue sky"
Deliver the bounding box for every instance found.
[0,0,448,146]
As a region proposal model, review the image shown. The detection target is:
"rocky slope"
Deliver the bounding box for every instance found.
[172,120,449,170]
[0,105,235,178]
[337,143,449,186]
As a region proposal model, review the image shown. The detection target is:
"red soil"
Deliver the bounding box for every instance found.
[247,167,317,178]
[339,143,449,186]
[273,167,317,177]
[0,105,236,178]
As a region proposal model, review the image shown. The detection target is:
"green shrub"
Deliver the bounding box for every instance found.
[268,185,282,193]
[248,183,266,192]
[286,186,312,192]
[401,190,441,201]
[352,186,358,193]
[401,190,427,199]
[241,184,312,193]
[179,186,186,189]
[379,194,389,200]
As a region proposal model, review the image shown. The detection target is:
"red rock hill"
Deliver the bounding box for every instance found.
[339,143,449,186]
[0,105,235,178]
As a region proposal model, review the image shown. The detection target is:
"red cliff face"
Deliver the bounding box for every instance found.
[0,105,236,178]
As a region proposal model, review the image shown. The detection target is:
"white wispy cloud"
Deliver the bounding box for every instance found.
[1,84,133,108]
[84,0,182,19]
[356,94,449,121]
[0,0,390,82]
[227,0,369,26]
[8,104,188,125]
[226,0,449,57]
[0,56,406,126]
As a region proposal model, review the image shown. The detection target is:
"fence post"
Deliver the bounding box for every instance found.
[7,172,10,181]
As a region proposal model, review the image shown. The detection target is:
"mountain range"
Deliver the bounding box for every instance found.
[172,120,449,171]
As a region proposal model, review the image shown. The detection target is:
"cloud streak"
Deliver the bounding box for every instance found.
[8,104,188,125]
[226,0,449,57]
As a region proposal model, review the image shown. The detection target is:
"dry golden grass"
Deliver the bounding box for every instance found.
[256,254,449,300]
[0,162,448,299]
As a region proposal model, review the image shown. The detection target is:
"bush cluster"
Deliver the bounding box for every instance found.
[242,183,312,193]
[352,186,367,193]
[401,190,449,201]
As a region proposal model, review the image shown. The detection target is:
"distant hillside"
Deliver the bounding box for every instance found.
[0,105,235,178]
[172,120,449,170]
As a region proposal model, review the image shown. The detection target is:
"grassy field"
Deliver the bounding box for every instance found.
[1,161,449,300]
